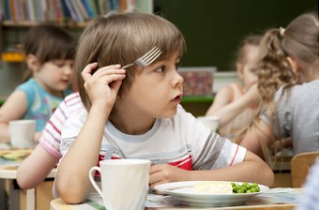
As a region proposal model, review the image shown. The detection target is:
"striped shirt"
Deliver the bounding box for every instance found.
[60,104,246,170]
[39,92,84,158]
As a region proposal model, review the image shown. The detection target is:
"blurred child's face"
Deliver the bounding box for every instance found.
[120,51,183,118]
[35,59,74,96]
[237,45,259,90]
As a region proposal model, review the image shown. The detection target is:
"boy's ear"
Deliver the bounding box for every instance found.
[25,54,40,72]
[286,56,299,75]
[236,63,244,79]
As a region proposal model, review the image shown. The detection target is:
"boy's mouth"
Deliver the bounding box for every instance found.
[171,94,183,103]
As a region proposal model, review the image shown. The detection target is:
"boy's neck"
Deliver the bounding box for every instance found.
[109,111,155,135]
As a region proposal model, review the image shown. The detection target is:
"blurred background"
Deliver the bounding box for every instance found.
[153,0,318,70]
[0,0,318,108]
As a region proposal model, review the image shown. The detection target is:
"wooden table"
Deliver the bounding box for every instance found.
[50,198,297,210]
[0,148,56,210]
[51,188,301,210]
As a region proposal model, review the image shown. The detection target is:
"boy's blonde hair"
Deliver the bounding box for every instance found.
[75,13,186,110]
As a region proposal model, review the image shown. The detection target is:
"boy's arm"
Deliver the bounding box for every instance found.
[17,143,59,189]
[55,64,126,204]
[206,84,259,127]
[17,98,68,189]
[0,90,28,142]
[55,104,109,204]
[187,150,274,186]
[150,150,274,189]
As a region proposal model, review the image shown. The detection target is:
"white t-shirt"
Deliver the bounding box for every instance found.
[60,105,246,170]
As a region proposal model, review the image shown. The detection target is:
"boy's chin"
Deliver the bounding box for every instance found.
[161,109,178,118]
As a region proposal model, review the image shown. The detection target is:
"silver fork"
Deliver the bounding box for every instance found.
[122,46,162,69]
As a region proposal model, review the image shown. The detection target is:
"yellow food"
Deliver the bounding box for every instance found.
[194,182,232,194]
[3,152,28,160]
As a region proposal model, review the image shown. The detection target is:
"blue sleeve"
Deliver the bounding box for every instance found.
[16,81,35,111]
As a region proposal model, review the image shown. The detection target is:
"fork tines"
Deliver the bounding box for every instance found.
[136,46,162,66]
[122,46,162,69]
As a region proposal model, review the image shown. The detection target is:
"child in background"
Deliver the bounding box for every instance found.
[0,24,76,142]
[237,12,319,160]
[206,35,262,139]
[17,92,83,189]
[54,13,273,204]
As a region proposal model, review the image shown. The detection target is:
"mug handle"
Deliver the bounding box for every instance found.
[89,166,103,199]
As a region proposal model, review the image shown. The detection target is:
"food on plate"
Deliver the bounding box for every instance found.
[193,181,233,194]
[193,181,261,194]
[231,182,260,193]
[2,151,30,161]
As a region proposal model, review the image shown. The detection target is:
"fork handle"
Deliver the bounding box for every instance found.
[122,63,135,69]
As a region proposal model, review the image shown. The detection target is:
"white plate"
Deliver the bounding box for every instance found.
[154,181,269,207]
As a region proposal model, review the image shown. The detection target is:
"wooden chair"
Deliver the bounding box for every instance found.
[290,151,319,188]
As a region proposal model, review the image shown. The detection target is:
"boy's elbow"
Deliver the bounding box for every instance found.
[263,165,274,187]
[56,178,87,204]
[255,158,274,187]
[59,193,86,205]
[16,170,33,190]
[245,151,274,187]
[16,176,29,190]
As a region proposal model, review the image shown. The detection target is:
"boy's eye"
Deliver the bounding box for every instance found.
[175,62,181,70]
[156,66,166,73]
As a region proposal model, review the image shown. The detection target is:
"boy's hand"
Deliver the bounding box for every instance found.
[149,164,188,189]
[81,63,126,109]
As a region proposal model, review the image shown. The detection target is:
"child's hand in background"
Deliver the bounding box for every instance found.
[245,83,260,106]
[81,63,126,110]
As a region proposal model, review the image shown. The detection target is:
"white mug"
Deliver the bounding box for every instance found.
[89,159,151,210]
[9,119,36,148]
[197,116,220,132]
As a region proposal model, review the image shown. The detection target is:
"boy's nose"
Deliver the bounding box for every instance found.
[172,71,184,88]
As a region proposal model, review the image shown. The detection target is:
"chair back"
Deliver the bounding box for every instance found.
[290,151,319,188]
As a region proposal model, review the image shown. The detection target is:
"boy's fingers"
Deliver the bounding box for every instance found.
[82,63,120,75]
[82,63,124,82]
[96,64,121,73]
[82,62,98,74]
[104,74,126,85]
[81,63,98,82]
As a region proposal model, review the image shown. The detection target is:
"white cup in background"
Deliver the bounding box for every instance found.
[197,116,220,132]
[9,119,36,148]
[89,159,151,210]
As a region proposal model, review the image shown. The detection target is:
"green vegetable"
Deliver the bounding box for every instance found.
[231,182,260,193]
